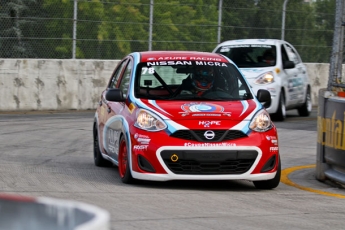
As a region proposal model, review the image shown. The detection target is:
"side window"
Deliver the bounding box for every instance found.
[284,44,300,65]
[109,59,128,89]
[281,45,289,63]
[118,59,133,98]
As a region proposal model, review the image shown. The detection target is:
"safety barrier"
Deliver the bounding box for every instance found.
[0,194,110,230]
[316,88,345,186]
[0,59,331,111]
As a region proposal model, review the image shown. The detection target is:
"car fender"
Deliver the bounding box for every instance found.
[103,115,132,167]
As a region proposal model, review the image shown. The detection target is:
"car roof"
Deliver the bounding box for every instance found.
[137,51,229,63]
[216,39,284,47]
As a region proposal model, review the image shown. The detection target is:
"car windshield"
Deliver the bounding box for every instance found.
[215,44,277,68]
[134,61,253,101]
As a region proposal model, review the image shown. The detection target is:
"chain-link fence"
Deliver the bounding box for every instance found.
[0,0,335,62]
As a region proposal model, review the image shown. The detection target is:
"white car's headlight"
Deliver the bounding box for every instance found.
[134,109,167,131]
[254,71,274,85]
[249,109,273,132]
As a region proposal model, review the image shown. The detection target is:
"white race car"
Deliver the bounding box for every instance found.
[213,39,312,121]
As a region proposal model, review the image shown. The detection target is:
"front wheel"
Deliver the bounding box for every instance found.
[118,135,134,184]
[253,158,281,190]
[298,87,312,117]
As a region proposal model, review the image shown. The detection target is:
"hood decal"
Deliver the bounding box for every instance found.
[231,99,262,134]
[240,101,249,117]
[148,100,171,116]
[136,99,187,133]
[180,102,231,117]
[136,99,169,120]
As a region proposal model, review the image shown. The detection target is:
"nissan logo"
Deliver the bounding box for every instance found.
[204,130,215,140]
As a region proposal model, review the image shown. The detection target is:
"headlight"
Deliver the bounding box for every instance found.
[134,109,167,131]
[254,71,274,85]
[249,109,272,132]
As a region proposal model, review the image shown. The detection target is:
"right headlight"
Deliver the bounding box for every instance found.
[249,109,273,132]
[254,71,274,85]
[134,109,167,131]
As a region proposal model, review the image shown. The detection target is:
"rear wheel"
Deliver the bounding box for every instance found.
[298,87,312,117]
[93,124,111,167]
[118,135,134,184]
[253,158,281,190]
[272,91,286,121]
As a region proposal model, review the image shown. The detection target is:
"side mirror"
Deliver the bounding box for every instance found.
[283,60,295,69]
[105,88,125,102]
[257,89,271,108]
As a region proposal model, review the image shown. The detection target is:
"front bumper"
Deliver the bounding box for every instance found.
[132,145,276,181]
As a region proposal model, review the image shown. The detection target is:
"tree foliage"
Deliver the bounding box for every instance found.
[0,0,337,62]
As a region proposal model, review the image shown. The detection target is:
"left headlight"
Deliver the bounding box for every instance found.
[254,71,274,85]
[249,109,273,132]
[134,109,167,131]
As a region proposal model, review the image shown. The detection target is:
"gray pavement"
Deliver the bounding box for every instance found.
[1,108,345,230]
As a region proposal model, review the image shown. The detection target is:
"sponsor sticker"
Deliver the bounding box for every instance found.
[270,147,279,152]
[108,129,120,153]
[180,102,231,117]
[147,61,227,67]
[199,121,221,127]
[148,57,223,61]
[133,145,148,150]
[184,142,236,147]
[128,103,136,114]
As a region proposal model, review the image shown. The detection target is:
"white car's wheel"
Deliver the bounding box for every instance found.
[298,87,312,117]
[272,92,286,121]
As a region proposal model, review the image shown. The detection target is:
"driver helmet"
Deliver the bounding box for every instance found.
[263,49,276,65]
[192,66,214,92]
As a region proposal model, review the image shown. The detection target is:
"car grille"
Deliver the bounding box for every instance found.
[161,150,257,175]
[170,130,247,142]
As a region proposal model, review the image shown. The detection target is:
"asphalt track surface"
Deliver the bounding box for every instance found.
[1,108,345,230]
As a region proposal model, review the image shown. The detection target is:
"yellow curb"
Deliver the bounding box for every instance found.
[281,164,345,199]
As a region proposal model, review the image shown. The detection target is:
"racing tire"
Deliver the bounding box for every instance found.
[93,124,111,167]
[297,87,312,117]
[272,91,286,121]
[253,157,281,190]
[118,135,134,184]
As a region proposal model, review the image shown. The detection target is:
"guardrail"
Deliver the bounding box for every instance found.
[316,88,345,186]
[0,59,332,111]
[0,193,110,230]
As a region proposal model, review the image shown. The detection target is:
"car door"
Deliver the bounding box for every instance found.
[98,58,128,157]
[284,42,308,104]
[281,43,302,107]
[104,57,134,161]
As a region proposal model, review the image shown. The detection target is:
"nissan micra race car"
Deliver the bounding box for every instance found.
[213,39,312,121]
[93,51,281,189]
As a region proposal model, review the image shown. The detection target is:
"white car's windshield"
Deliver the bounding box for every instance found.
[134,61,253,101]
[215,44,277,68]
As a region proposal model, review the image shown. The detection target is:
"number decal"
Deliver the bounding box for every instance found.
[142,67,155,75]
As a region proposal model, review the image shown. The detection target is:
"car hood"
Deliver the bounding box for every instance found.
[239,67,275,79]
[136,99,260,122]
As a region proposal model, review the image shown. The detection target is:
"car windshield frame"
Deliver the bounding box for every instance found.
[215,44,277,68]
[134,61,253,101]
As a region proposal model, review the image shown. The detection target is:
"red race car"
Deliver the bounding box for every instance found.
[93,51,280,189]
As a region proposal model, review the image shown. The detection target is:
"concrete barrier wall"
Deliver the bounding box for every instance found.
[0,59,335,111]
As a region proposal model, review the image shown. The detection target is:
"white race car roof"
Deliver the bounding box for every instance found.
[216,39,283,47]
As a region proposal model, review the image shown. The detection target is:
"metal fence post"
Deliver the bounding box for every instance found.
[327,0,345,90]
[72,0,77,59]
[217,0,223,44]
[281,0,289,41]
[148,0,154,51]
